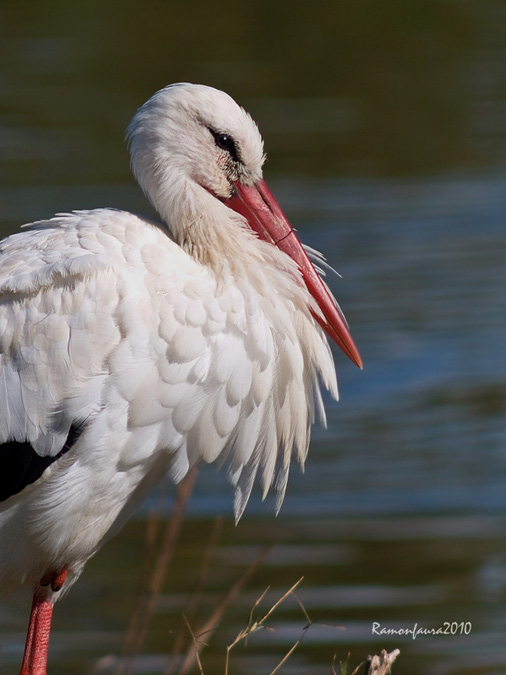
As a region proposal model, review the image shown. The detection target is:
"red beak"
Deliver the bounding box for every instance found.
[225,179,363,369]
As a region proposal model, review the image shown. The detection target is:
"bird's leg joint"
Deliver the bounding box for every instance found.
[40,568,68,592]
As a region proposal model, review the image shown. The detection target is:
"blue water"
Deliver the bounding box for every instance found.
[2,166,505,675]
[188,172,506,523]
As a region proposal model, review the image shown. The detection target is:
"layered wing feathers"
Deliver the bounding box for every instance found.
[0,209,337,517]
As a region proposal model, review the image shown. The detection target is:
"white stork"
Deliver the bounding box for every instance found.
[0,83,362,675]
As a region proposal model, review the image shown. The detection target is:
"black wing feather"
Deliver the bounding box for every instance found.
[0,422,87,502]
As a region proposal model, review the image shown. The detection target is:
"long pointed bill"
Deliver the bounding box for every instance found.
[225,179,363,368]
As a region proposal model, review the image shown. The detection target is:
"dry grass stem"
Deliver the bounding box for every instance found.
[119,468,199,674]
[166,517,224,673]
[225,576,305,675]
[351,661,367,675]
[88,485,398,675]
[333,652,368,675]
[181,615,205,675]
[178,545,271,675]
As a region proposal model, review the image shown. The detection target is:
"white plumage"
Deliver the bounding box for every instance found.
[0,83,361,674]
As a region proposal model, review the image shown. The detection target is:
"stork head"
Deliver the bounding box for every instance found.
[126,83,362,368]
[127,83,264,209]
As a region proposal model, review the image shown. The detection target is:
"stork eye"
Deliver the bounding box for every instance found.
[209,128,239,161]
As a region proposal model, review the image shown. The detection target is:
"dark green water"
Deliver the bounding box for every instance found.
[1,2,506,673]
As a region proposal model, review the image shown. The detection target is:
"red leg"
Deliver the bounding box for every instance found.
[20,595,54,675]
[20,569,67,675]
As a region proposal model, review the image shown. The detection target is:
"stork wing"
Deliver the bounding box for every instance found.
[0,211,122,501]
[0,209,336,518]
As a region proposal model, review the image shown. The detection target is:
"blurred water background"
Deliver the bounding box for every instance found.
[1,2,506,673]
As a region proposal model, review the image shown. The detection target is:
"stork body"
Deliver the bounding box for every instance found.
[0,83,361,674]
